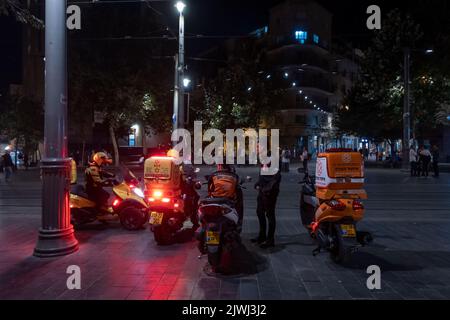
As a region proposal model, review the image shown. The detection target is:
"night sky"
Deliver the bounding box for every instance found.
[1,0,449,91]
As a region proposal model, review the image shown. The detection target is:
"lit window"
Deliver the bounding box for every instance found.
[313,34,319,44]
[295,31,308,44]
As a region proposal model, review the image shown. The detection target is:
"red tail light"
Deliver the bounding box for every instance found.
[352,199,364,210]
[326,200,346,211]
[113,198,121,207]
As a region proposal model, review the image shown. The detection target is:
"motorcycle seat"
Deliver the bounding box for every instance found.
[199,197,235,207]
[71,185,90,199]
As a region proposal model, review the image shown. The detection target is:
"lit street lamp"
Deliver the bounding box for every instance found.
[34,0,78,257]
[183,77,191,88]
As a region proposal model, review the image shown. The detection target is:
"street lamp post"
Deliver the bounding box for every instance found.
[34,0,79,257]
[172,53,179,139]
[176,1,186,130]
[402,47,411,170]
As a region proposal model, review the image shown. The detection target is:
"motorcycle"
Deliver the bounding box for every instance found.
[299,149,373,264]
[196,175,251,274]
[70,166,149,230]
[145,156,202,245]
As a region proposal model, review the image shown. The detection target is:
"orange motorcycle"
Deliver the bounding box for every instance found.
[299,149,373,264]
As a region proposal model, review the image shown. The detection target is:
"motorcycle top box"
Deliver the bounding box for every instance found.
[315,149,365,197]
[144,156,184,213]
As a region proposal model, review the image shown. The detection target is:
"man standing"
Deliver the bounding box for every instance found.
[409,146,418,177]
[281,147,291,172]
[432,145,440,178]
[301,147,309,173]
[252,163,282,249]
[1,150,14,183]
[419,146,432,177]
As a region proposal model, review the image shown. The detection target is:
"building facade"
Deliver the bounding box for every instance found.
[264,0,358,155]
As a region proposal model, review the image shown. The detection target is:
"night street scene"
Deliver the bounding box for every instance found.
[1,0,450,307]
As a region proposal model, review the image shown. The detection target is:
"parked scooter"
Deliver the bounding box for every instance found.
[299,149,373,264]
[196,175,251,274]
[70,166,149,230]
[145,155,202,245]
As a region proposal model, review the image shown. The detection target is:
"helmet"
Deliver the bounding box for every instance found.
[167,149,179,159]
[92,152,112,166]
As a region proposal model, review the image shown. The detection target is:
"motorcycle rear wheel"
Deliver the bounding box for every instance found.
[153,224,174,245]
[329,225,352,264]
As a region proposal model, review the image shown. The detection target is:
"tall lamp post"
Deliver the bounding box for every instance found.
[175,1,186,130]
[402,47,434,170]
[402,47,411,170]
[34,0,79,257]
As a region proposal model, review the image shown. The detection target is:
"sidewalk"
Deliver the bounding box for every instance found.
[1,167,450,300]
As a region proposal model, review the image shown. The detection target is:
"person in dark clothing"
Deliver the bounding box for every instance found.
[251,164,282,249]
[85,152,115,210]
[419,146,432,177]
[1,151,14,183]
[432,145,440,177]
[207,164,243,227]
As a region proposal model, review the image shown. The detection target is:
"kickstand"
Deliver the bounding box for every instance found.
[312,247,321,257]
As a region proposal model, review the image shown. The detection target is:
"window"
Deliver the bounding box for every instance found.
[313,34,319,44]
[295,30,308,44]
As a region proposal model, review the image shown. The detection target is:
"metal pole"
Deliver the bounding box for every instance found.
[172,54,179,146]
[34,0,79,257]
[178,10,185,129]
[402,48,411,170]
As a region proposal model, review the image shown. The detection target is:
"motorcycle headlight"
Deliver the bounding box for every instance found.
[133,187,145,198]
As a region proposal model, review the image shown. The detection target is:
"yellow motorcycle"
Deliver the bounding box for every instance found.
[70,166,149,230]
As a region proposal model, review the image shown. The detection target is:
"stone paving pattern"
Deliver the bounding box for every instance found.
[1,166,450,300]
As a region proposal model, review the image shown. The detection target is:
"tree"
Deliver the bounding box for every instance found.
[195,39,283,131]
[67,4,175,166]
[336,9,450,154]
[0,94,44,162]
[0,0,43,28]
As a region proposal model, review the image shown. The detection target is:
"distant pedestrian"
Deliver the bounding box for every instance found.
[281,147,291,172]
[1,150,14,183]
[252,162,282,248]
[409,146,418,177]
[432,145,440,178]
[419,146,432,177]
[301,147,309,173]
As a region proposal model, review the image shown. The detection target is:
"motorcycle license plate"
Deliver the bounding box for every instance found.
[341,224,356,238]
[206,231,220,245]
[149,212,164,225]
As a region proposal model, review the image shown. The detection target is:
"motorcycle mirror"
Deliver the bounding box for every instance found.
[195,182,202,190]
[195,168,201,173]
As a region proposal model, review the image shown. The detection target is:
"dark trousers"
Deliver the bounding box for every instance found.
[433,161,439,177]
[303,160,308,172]
[256,192,278,241]
[410,161,417,176]
[422,159,430,176]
